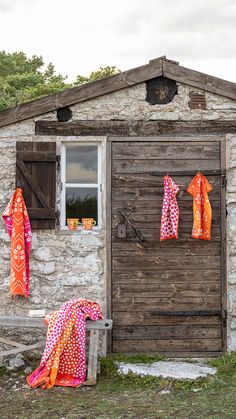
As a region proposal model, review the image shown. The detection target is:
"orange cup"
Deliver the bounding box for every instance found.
[82,218,96,230]
[67,218,79,230]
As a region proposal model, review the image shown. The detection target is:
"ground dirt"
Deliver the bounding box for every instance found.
[0,354,236,419]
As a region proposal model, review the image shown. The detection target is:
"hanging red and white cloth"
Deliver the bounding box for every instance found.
[160,175,180,241]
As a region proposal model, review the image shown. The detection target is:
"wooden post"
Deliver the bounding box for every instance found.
[84,330,99,386]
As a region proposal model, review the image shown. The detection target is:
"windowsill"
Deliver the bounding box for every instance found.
[57,228,103,235]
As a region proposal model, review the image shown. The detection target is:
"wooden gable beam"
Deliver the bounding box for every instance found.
[163,61,236,100]
[0,60,163,128]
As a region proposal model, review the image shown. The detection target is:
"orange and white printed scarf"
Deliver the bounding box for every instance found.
[187,173,212,241]
[2,188,32,297]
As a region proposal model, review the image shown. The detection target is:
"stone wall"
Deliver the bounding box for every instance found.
[225,135,236,350]
[70,82,236,121]
[0,80,236,353]
[0,133,107,354]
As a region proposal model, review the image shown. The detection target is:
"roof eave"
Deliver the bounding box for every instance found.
[0,57,236,129]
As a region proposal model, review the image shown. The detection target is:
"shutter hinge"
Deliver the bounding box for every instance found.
[56,155,61,170]
[222,174,227,189]
[55,210,60,227]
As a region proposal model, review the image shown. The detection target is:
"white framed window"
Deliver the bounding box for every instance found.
[60,142,102,230]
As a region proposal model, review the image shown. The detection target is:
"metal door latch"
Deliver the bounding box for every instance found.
[119,210,144,241]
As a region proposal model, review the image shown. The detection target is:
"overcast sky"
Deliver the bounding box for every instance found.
[0,0,236,82]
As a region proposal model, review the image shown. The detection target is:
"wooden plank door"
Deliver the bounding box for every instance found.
[111,139,226,356]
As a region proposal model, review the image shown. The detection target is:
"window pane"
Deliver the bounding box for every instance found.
[66,145,97,183]
[66,187,98,223]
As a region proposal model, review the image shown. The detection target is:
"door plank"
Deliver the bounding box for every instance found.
[113,339,223,353]
[112,144,220,160]
[113,325,221,340]
[113,312,222,326]
[112,159,220,173]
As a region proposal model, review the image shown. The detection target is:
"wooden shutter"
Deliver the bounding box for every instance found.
[16,142,56,230]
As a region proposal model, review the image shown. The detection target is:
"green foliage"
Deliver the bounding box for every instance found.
[0,51,120,110]
[209,351,236,380]
[74,65,120,86]
[0,51,70,110]
[66,195,97,220]
[100,356,166,389]
[110,353,166,364]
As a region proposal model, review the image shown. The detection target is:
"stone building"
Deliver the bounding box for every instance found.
[0,56,236,356]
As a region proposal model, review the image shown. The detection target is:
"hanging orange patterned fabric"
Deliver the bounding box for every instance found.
[187,173,212,241]
[2,188,32,297]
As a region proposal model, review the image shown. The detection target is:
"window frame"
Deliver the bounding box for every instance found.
[60,141,102,230]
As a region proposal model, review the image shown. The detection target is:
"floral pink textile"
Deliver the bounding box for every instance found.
[27,299,103,389]
[160,175,180,241]
[2,188,32,297]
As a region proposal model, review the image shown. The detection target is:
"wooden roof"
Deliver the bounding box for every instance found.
[0,56,236,128]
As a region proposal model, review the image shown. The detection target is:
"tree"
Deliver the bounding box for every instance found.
[74,66,120,86]
[0,51,70,110]
[0,51,121,110]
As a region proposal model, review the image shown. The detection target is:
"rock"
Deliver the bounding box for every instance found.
[16,353,24,359]
[6,366,15,371]
[24,366,33,374]
[9,356,25,369]
[159,389,171,394]
[117,361,217,380]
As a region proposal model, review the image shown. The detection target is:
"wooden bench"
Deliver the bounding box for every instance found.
[0,315,112,385]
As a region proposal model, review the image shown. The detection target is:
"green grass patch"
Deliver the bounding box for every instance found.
[109,352,166,364]
[2,354,236,418]
[0,366,7,377]
[209,351,236,370]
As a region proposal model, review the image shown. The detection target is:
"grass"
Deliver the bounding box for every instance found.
[1,353,236,418]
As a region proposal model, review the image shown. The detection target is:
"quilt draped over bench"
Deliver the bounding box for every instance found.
[27,299,103,388]
[2,188,32,298]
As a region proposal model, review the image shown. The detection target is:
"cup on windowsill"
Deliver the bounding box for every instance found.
[67,218,79,230]
[82,218,96,230]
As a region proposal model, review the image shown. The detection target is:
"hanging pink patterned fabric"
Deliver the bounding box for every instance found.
[27,299,103,389]
[160,175,180,241]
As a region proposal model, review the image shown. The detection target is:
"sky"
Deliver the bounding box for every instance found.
[0,0,236,83]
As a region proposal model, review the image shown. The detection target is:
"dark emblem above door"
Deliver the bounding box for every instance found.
[146,76,177,105]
